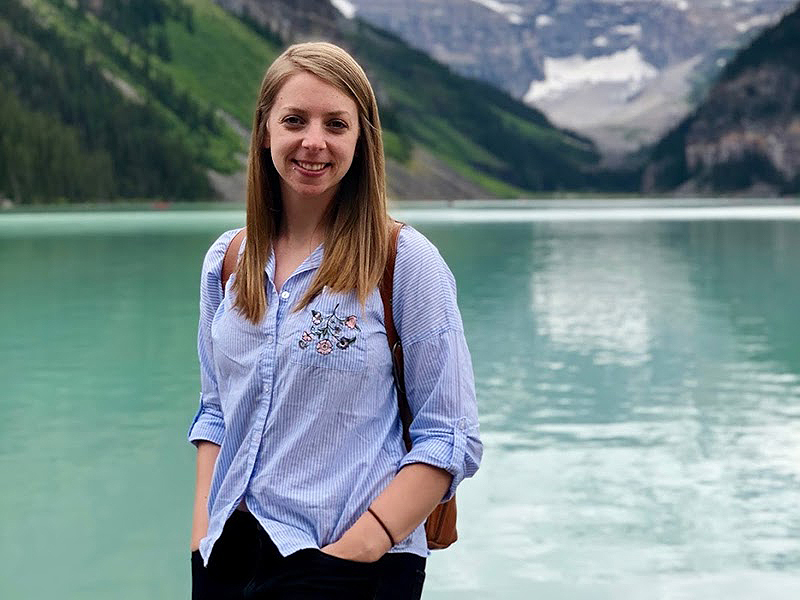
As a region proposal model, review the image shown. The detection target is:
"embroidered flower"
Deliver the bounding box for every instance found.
[299,303,359,356]
[337,337,355,350]
[298,330,313,349]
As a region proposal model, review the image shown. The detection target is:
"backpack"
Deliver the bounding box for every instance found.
[221,223,458,549]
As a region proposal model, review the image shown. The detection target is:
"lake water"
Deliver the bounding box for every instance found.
[1,206,799,599]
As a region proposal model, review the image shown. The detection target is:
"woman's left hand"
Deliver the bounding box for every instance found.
[321,511,393,563]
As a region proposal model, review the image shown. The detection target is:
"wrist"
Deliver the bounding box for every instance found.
[337,513,392,562]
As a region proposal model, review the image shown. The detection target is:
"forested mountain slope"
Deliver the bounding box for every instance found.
[0,0,224,202]
[1,0,619,204]
[643,3,800,195]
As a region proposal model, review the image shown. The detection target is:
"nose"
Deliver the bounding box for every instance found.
[301,122,326,151]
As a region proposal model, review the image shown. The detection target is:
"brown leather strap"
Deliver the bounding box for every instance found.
[380,220,459,549]
[221,228,246,296]
[379,221,413,451]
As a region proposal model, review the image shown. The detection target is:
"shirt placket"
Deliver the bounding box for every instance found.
[241,258,282,493]
[241,250,322,495]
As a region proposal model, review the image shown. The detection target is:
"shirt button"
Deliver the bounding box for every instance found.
[458,418,467,431]
[280,290,290,300]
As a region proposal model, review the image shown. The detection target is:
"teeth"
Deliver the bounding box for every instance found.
[297,161,327,171]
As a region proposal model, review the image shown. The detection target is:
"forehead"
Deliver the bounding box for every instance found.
[273,71,358,116]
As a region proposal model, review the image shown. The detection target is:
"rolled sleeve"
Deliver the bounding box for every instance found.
[186,228,240,447]
[188,394,225,446]
[396,330,483,502]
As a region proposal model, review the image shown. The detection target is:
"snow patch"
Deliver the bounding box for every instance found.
[330,0,356,19]
[612,24,642,38]
[523,47,659,103]
[664,0,690,10]
[536,14,553,27]
[735,14,775,32]
[468,0,524,25]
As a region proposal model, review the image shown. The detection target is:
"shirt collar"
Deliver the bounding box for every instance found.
[264,242,325,282]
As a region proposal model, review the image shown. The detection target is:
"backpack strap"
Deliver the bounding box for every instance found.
[380,221,459,549]
[221,228,246,295]
[379,221,413,451]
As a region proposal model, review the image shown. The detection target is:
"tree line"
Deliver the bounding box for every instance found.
[0,0,214,204]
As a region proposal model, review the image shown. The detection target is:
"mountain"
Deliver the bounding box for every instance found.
[346,0,796,157]
[642,4,800,195]
[218,0,632,195]
[0,0,223,203]
[0,0,621,205]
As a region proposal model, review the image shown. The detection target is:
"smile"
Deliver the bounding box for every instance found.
[293,160,330,172]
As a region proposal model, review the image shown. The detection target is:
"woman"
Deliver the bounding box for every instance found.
[189,42,482,599]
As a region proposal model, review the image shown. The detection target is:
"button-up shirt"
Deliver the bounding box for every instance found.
[188,225,482,565]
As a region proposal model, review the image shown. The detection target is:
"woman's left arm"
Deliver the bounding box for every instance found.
[322,228,482,562]
[321,463,451,561]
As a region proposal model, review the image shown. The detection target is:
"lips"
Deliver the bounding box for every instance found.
[293,159,330,174]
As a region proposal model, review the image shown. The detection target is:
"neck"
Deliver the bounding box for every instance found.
[277,186,336,248]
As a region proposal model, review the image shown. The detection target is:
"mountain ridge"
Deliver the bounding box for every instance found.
[643,3,800,195]
[347,0,797,155]
[1,0,619,204]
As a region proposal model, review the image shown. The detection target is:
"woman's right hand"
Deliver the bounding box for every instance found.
[190,530,204,554]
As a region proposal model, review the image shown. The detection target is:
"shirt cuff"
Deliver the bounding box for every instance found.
[187,401,225,446]
[397,420,471,503]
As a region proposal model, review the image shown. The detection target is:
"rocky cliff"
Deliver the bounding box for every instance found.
[212,0,610,198]
[643,4,800,195]
[347,0,796,156]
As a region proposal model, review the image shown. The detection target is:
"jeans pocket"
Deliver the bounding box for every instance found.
[313,549,379,570]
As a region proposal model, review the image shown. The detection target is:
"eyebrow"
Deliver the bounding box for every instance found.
[278,107,353,118]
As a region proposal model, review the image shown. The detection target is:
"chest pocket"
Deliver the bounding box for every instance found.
[289,299,366,372]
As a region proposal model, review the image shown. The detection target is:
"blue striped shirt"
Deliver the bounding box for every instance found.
[188,225,482,565]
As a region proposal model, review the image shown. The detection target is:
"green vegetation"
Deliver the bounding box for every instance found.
[0,0,215,203]
[1,0,618,204]
[161,0,280,126]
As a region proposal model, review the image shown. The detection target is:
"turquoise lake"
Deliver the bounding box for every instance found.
[1,205,799,599]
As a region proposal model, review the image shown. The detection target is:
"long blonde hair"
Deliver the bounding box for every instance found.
[233,42,390,323]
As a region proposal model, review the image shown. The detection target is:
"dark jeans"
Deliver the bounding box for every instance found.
[192,511,426,600]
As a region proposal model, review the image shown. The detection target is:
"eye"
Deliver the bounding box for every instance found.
[280,115,303,126]
[328,119,348,130]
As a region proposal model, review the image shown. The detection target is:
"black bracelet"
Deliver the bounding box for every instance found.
[367,507,396,547]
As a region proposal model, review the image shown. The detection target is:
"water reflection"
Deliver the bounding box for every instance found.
[1,215,799,599]
[410,218,800,599]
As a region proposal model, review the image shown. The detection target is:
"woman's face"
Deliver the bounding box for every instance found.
[265,71,360,205]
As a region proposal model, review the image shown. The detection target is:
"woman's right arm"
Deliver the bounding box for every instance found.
[191,441,220,551]
[187,230,240,551]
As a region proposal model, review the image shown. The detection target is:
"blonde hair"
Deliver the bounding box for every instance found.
[233,42,390,323]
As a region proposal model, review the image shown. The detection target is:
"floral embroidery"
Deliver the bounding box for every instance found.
[298,304,360,354]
